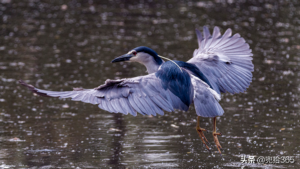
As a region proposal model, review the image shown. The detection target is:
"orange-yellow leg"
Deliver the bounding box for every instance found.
[213,117,222,155]
[196,116,210,151]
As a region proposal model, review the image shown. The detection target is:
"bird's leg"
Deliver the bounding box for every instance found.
[196,116,210,151]
[213,117,222,154]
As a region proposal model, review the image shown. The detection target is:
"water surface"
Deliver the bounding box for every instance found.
[0,0,299,168]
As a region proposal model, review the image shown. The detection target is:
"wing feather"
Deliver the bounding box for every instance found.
[19,70,189,116]
[188,26,253,94]
[110,99,124,114]
[195,29,203,48]
[119,98,135,115]
[100,100,111,112]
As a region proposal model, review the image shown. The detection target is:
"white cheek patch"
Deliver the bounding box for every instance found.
[129,56,137,62]
[127,50,135,54]
[130,53,145,63]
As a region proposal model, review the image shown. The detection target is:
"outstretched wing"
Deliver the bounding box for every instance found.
[187,26,254,94]
[190,75,224,117]
[19,73,190,116]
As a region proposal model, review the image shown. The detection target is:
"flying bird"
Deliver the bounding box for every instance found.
[19,26,253,154]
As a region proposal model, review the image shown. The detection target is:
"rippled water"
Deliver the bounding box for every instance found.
[0,0,299,168]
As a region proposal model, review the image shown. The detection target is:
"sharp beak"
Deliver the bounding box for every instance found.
[111,54,133,63]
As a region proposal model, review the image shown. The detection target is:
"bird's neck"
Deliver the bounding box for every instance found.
[145,62,162,74]
[130,52,164,74]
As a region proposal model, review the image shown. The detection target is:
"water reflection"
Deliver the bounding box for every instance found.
[0,0,299,168]
[107,113,126,166]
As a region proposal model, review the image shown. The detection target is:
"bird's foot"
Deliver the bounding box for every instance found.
[213,131,222,155]
[196,127,210,151]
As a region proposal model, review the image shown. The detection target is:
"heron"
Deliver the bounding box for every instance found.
[19,26,253,154]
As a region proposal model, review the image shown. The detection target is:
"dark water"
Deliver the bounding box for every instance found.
[1,0,299,168]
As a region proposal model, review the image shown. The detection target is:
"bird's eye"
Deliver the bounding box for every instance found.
[132,51,137,55]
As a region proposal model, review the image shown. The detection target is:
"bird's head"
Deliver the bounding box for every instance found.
[111,46,164,66]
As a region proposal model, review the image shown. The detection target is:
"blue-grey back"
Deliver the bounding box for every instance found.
[155,61,193,107]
